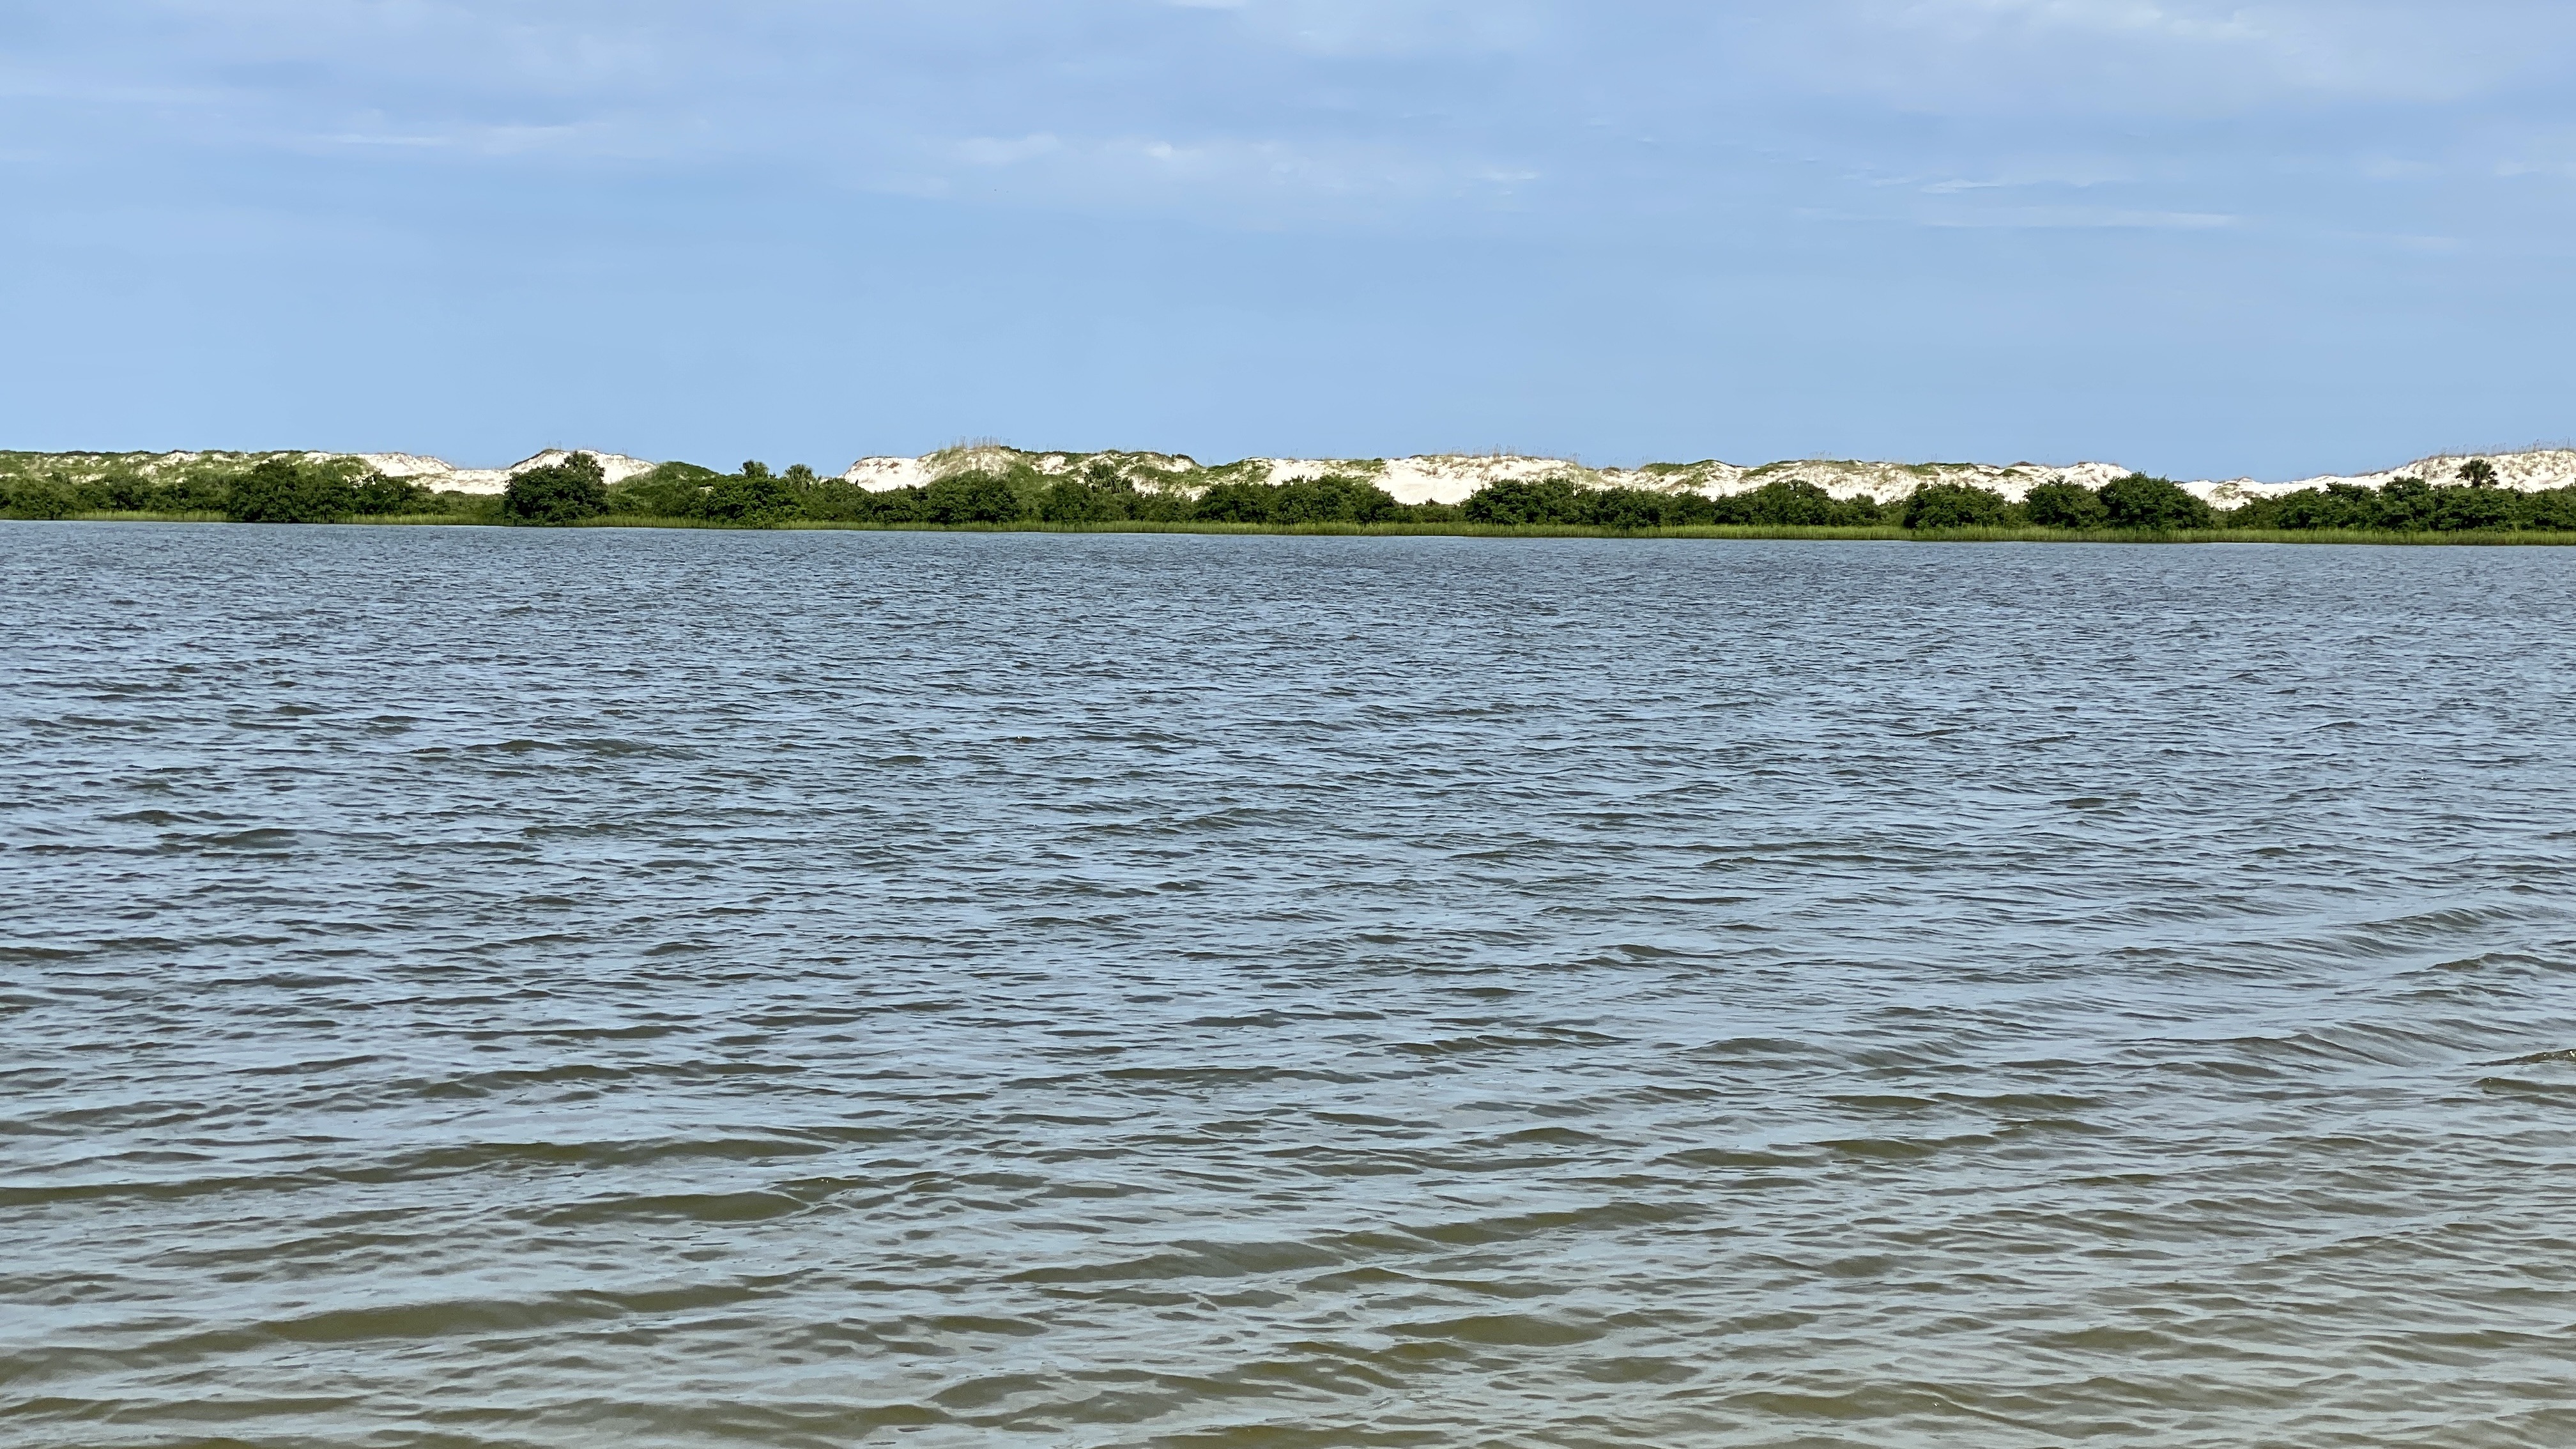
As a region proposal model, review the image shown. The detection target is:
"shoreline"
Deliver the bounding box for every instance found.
[31,512,2576,546]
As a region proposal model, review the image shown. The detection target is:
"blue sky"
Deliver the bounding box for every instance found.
[4,1,2572,476]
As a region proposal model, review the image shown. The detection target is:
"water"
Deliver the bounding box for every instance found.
[5,523,2575,1448]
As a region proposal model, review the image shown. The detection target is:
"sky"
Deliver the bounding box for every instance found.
[4,1,2574,477]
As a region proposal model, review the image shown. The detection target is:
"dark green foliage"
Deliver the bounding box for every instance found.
[1039,477,1113,522]
[796,480,917,523]
[1038,460,1183,522]
[1462,477,1586,525]
[1190,480,1276,522]
[1580,487,1712,529]
[348,474,432,515]
[2518,487,2576,530]
[502,452,610,526]
[698,463,802,525]
[1727,479,1883,526]
[2241,474,2576,533]
[1271,475,1403,523]
[2373,475,2439,530]
[1457,476,1880,530]
[922,470,1029,525]
[2022,480,2108,529]
[2099,473,2213,530]
[1733,479,1830,526]
[1902,482,2013,530]
[0,453,457,521]
[608,461,723,517]
[1039,466,1160,522]
[19,444,2576,541]
[1186,474,1404,525]
[229,459,351,523]
[1,475,80,519]
[2432,481,2517,532]
[2246,482,2368,531]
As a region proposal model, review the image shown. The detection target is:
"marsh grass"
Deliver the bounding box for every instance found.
[34,511,2576,546]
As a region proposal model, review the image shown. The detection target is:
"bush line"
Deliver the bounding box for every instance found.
[12,452,2576,540]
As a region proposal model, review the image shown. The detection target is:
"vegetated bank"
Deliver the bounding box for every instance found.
[7,449,2575,543]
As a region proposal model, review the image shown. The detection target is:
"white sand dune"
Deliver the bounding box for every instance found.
[244,443,2576,505]
[353,450,657,494]
[829,447,2576,507]
[81,448,659,495]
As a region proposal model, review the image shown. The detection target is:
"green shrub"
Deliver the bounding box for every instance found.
[1191,480,1278,523]
[1273,475,1402,523]
[2,475,79,519]
[1903,482,2012,529]
[502,452,609,525]
[2022,480,2106,528]
[348,474,431,515]
[2099,473,2212,530]
[698,461,802,525]
[1580,486,1709,529]
[1728,479,1879,526]
[2371,475,2438,531]
[2432,482,2516,532]
[921,470,1028,525]
[1039,477,1112,522]
[2260,483,2369,530]
[790,479,914,522]
[229,459,351,523]
[2517,486,2576,530]
[1462,477,1586,525]
[610,461,723,517]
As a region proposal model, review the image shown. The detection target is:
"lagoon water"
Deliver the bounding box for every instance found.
[5,523,2576,1448]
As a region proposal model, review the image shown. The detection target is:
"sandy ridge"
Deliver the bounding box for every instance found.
[63,445,2576,505]
[834,447,2576,507]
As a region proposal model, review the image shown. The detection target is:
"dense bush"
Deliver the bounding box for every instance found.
[1270,475,1402,524]
[2231,464,2576,533]
[1174,473,1404,525]
[921,470,1031,525]
[1030,463,1193,523]
[2099,473,2213,530]
[1039,476,1113,523]
[502,452,610,525]
[1728,479,1882,526]
[1190,479,1277,523]
[24,444,2576,540]
[348,474,431,515]
[0,454,277,518]
[1902,482,2012,530]
[609,461,725,517]
[696,461,802,525]
[229,459,353,523]
[1,475,80,519]
[1461,477,1587,525]
[2022,480,2108,529]
[798,480,918,523]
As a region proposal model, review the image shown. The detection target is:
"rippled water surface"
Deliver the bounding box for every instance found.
[6,523,2576,1448]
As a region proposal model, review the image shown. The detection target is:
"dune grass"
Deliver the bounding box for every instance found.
[31,510,2576,546]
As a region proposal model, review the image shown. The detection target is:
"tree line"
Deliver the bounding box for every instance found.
[0,455,450,521]
[8,450,2574,535]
